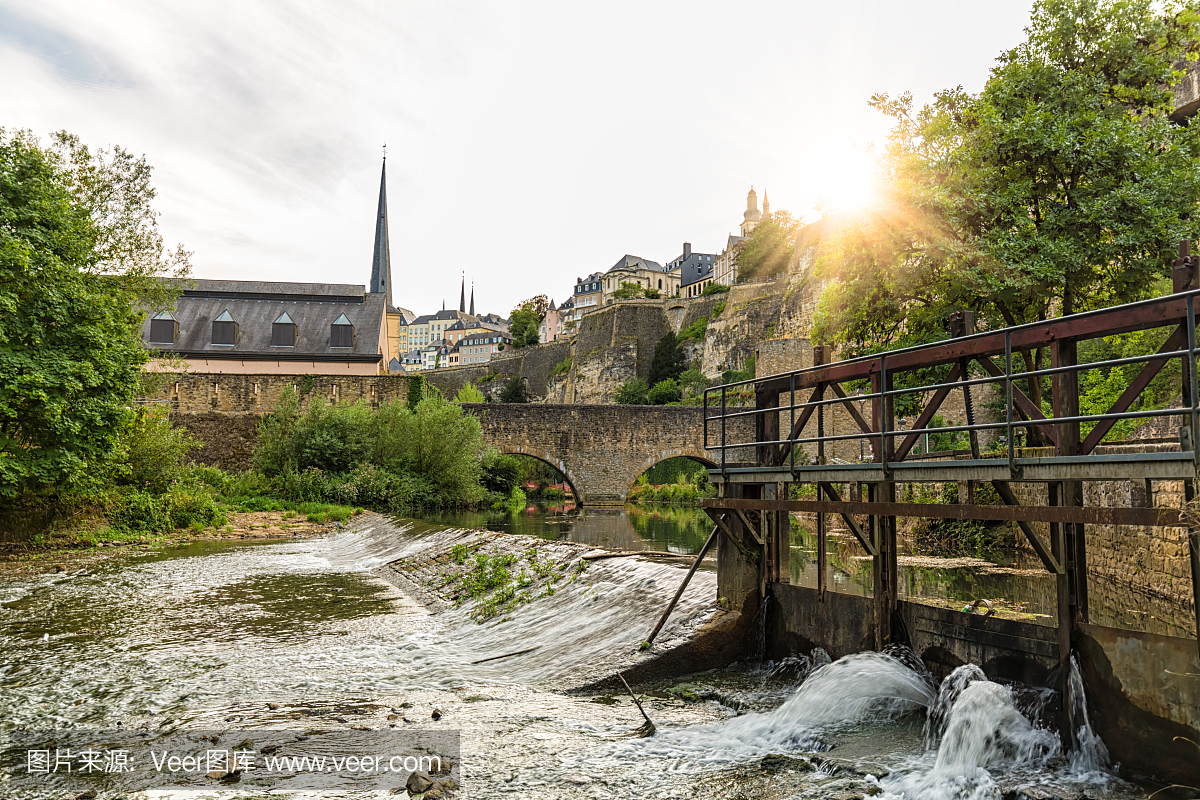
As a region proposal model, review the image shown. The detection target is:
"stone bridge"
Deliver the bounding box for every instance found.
[463,403,752,505]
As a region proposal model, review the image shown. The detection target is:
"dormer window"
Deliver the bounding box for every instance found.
[272,312,296,346]
[149,310,178,344]
[331,313,353,347]
[212,310,237,345]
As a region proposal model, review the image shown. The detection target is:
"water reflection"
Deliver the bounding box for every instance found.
[412,504,716,555]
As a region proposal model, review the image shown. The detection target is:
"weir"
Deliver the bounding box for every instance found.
[700,244,1200,786]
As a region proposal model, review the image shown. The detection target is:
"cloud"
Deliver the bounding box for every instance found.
[0,0,1035,315]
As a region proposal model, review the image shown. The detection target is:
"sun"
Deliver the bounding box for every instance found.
[808,142,880,215]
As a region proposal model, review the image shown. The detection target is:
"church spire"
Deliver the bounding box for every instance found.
[369,156,392,303]
[762,191,770,217]
[459,273,466,313]
[470,282,475,316]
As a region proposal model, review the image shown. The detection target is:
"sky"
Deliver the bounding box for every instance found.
[1,0,1036,316]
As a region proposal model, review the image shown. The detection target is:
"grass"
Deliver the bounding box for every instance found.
[218,495,361,522]
[441,545,578,622]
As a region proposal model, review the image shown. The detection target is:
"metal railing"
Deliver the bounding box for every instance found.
[702,288,1200,483]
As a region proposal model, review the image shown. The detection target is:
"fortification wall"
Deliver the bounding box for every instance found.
[151,372,411,414]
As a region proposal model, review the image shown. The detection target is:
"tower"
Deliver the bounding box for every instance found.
[370,157,392,302]
[740,186,762,237]
[470,283,475,317]
[762,191,770,218]
[459,273,466,313]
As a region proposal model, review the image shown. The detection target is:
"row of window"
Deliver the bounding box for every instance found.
[148,311,354,347]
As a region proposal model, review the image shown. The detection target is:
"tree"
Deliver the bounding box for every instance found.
[613,281,646,300]
[516,294,549,319]
[679,367,711,399]
[614,378,649,405]
[648,332,686,386]
[509,304,541,348]
[737,209,803,282]
[815,0,1200,352]
[648,379,682,405]
[0,129,187,500]
[499,376,528,403]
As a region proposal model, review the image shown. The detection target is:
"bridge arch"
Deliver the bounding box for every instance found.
[496,445,583,500]
[626,447,718,495]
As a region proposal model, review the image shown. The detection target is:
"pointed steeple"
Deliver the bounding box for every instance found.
[370,157,392,303]
[459,273,466,313]
[469,283,475,316]
[762,191,770,217]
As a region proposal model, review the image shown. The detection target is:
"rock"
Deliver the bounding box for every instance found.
[54,565,66,573]
[386,713,399,721]
[667,683,699,702]
[334,716,349,723]
[73,791,97,800]
[267,703,280,710]
[424,779,459,798]
[260,745,280,755]
[431,709,442,721]
[406,770,435,794]
[462,694,495,702]
[758,753,814,773]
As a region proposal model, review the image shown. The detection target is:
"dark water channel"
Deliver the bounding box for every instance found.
[0,512,1165,798]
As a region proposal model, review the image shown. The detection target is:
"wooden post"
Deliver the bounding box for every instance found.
[1172,240,1200,657]
[815,345,830,600]
[869,371,897,649]
[755,385,782,591]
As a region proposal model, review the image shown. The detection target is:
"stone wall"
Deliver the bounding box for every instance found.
[152,372,412,414]
[1009,445,1195,612]
[177,413,260,471]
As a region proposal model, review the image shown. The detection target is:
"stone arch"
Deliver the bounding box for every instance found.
[496,445,583,502]
[626,447,718,495]
[665,301,688,332]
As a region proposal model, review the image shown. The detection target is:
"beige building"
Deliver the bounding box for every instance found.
[716,187,768,285]
[602,254,679,304]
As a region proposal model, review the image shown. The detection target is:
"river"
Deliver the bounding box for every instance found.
[0,507,1157,798]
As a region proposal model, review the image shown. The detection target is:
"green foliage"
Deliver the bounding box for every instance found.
[509,304,541,348]
[1078,326,1181,442]
[370,395,485,503]
[677,316,709,343]
[678,368,711,399]
[701,283,730,296]
[108,485,226,535]
[815,0,1200,351]
[711,301,726,317]
[498,376,528,403]
[118,405,200,493]
[407,375,428,410]
[254,386,300,476]
[648,378,682,405]
[454,382,486,403]
[737,210,803,282]
[613,281,647,300]
[0,130,161,499]
[550,355,573,376]
[643,287,661,299]
[291,399,373,474]
[648,332,686,386]
[722,354,756,384]
[480,450,520,495]
[614,378,649,405]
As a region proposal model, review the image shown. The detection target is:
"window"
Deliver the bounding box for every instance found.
[149,311,177,344]
[272,312,296,347]
[331,313,353,347]
[212,310,236,345]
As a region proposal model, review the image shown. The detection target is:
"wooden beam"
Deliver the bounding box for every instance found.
[1080,326,1185,454]
[894,363,962,462]
[818,481,877,556]
[974,356,1060,446]
[992,481,1064,574]
[703,508,759,563]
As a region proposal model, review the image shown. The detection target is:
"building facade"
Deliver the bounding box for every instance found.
[602,254,678,304]
[143,279,388,375]
[539,299,563,342]
[716,187,768,286]
[667,242,717,298]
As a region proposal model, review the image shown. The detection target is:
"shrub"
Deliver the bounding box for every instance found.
[371,395,485,504]
[291,399,373,474]
[109,489,171,534]
[701,282,730,296]
[677,316,709,343]
[255,386,301,476]
[648,332,685,386]
[499,376,528,403]
[480,450,520,495]
[614,378,649,405]
[550,356,572,376]
[648,378,682,405]
[166,487,225,530]
[711,301,726,317]
[679,368,710,399]
[119,405,200,493]
[454,382,486,403]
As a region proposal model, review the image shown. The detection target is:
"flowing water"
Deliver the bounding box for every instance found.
[0,516,1152,799]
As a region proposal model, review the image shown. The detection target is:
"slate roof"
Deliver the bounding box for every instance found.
[607,255,665,273]
[679,257,716,287]
[144,278,385,362]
